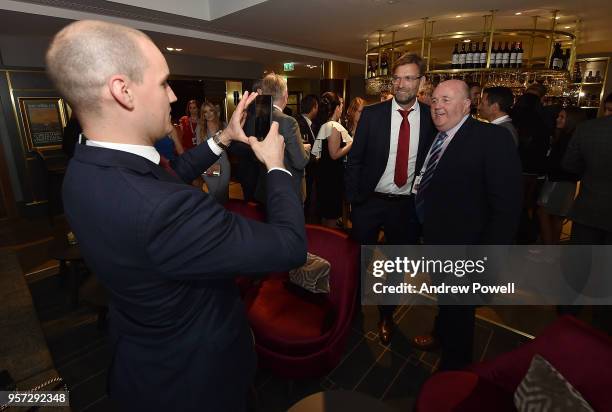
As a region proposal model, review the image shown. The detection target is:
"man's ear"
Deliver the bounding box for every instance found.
[108,75,135,110]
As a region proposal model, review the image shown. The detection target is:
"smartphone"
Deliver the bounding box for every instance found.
[254,95,272,141]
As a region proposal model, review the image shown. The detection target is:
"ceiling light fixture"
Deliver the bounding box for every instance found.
[515,12,522,15]
[403,24,409,27]
[463,39,471,42]
[165,47,174,51]
[456,15,462,18]
[306,64,318,69]
[175,48,183,52]
[564,26,571,29]
[555,16,560,20]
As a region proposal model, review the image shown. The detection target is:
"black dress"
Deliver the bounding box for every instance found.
[316,132,347,219]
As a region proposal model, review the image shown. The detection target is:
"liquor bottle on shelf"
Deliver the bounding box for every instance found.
[586,70,593,83]
[562,49,571,70]
[372,61,379,77]
[509,42,517,68]
[495,42,504,68]
[381,54,388,76]
[573,63,583,83]
[516,41,523,68]
[594,70,602,83]
[367,60,374,78]
[452,43,460,69]
[550,43,563,70]
[501,42,510,68]
[459,43,467,69]
[466,42,473,68]
[480,41,487,68]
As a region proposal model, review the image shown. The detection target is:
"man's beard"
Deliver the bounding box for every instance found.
[394,90,416,105]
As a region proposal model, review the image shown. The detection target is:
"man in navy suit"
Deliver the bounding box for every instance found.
[46,20,306,411]
[345,53,436,344]
[412,80,522,370]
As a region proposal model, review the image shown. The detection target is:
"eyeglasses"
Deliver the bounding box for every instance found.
[392,75,422,83]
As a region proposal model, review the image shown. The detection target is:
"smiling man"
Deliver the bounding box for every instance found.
[411,79,522,370]
[46,20,306,411]
[346,53,436,345]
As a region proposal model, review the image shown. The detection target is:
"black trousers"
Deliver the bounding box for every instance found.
[351,194,421,320]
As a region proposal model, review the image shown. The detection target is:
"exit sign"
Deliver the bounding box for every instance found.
[283,62,295,72]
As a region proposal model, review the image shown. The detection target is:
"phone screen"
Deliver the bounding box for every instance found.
[254,95,272,141]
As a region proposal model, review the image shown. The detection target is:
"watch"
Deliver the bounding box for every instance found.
[211,130,230,151]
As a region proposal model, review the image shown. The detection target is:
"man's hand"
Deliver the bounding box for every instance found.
[248,122,285,170]
[217,91,258,146]
[303,143,312,153]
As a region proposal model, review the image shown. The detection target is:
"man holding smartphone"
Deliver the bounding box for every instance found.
[255,74,311,204]
[46,20,306,411]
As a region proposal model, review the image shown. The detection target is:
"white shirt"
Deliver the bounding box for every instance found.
[418,114,470,176]
[375,98,421,194]
[312,121,351,159]
[491,114,510,125]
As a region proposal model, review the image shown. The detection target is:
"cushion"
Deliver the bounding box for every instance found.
[514,354,594,412]
[288,253,330,293]
[245,274,335,356]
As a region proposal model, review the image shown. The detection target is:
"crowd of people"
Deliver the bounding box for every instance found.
[47,18,611,411]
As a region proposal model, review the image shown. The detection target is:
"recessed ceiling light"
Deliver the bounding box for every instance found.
[306,64,318,69]
[463,39,471,42]
[165,47,174,51]
[456,15,462,18]
[515,12,522,15]
[555,16,560,20]
[175,48,183,52]
[403,24,409,27]
[564,26,571,29]
[406,41,412,45]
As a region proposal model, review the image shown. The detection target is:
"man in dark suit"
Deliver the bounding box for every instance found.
[562,115,612,242]
[345,53,436,344]
[478,86,519,146]
[412,80,522,370]
[46,20,306,411]
[294,94,319,217]
[256,74,310,204]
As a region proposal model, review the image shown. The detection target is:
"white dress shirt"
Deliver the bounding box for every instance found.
[375,98,421,194]
[491,114,510,125]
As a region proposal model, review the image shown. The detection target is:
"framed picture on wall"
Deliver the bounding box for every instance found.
[18,97,67,151]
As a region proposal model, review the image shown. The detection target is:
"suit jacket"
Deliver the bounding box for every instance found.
[562,116,612,232]
[63,142,307,411]
[496,117,519,147]
[422,117,523,244]
[294,113,315,145]
[345,99,436,204]
[256,107,309,202]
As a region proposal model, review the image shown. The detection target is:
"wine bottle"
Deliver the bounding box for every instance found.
[379,54,387,76]
[452,43,460,69]
[495,42,504,68]
[595,70,602,83]
[509,42,517,68]
[480,41,487,68]
[516,41,523,68]
[459,43,467,69]
[551,43,563,70]
[586,70,593,83]
[573,63,582,83]
[502,42,510,68]
[466,42,473,68]
[562,49,571,70]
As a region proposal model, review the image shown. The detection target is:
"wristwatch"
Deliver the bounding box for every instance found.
[212,130,230,151]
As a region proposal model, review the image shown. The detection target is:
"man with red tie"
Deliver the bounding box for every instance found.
[345,53,436,344]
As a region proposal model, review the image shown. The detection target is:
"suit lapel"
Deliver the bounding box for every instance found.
[416,105,434,171]
[379,99,393,167]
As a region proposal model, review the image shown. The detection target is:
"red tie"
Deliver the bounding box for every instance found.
[394,109,412,187]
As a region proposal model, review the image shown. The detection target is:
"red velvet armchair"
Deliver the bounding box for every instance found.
[415,315,612,412]
[225,200,360,378]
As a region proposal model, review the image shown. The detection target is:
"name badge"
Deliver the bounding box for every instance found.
[412,173,423,195]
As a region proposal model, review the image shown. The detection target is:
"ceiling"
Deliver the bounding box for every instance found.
[1,0,611,78]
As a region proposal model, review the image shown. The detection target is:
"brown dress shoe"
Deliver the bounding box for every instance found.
[411,334,439,351]
[378,317,394,345]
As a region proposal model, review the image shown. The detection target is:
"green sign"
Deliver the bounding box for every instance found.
[283,62,295,72]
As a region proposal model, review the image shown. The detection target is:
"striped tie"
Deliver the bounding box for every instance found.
[415,131,448,223]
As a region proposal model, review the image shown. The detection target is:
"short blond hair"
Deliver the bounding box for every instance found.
[46,20,148,114]
[261,74,287,103]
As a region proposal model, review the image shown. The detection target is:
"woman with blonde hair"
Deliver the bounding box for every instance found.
[344,97,366,136]
[196,101,230,204]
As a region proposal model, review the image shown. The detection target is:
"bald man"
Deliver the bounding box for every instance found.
[46,20,306,411]
[411,80,522,370]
